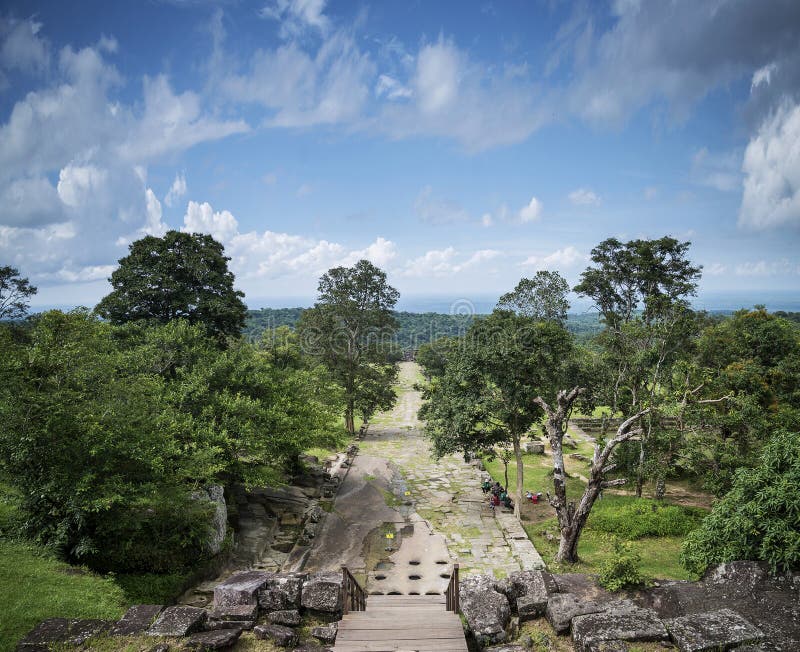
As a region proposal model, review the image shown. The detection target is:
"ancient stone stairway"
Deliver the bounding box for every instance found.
[333,594,468,652]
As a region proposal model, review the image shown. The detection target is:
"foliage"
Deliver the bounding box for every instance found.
[298,259,399,433]
[96,231,247,341]
[496,270,570,324]
[114,570,193,604]
[415,335,461,379]
[588,498,704,539]
[598,539,646,591]
[0,311,341,572]
[681,429,800,575]
[0,265,37,320]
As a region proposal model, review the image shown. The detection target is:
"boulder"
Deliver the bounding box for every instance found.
[17,618,111,650]
[546,594,610,633]
[205,603,257,631]
[311,623,338,644]
[254,623,299,647]
[184,628,242,650]
[259,573,307,611]
[109,605,164,636]
[267,609,302,627]
[523,441,545,454]
[301,571,344,615]
[213,570,272,607]
[571,605,668,652]
[666,608,764,652]
[147,606,207,637]
[459,574,512,647]
[506,570,555,620]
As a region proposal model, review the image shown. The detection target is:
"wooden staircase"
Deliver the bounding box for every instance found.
[333,594,468,652]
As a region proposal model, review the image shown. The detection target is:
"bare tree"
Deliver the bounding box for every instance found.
[534,387,650,563]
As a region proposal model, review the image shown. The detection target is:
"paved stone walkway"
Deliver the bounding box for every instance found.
[358,362,544,579]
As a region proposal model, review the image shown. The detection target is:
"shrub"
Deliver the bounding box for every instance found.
[588,499,704,539]
[598,539,646,591]
[681,429,800,575]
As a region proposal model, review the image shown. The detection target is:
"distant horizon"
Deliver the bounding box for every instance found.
[27,288,800,316]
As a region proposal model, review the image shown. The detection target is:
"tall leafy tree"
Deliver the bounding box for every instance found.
[422,310,576,517]
[96,231,246,340]
[496,270,570,324]
[0,265,37,320]
[298,259,399,433]
[575,236,702,496]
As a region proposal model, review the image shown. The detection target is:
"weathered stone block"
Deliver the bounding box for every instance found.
[268,609,302,626]
[301,572,344,614]
[506,570,553,619]
[254,623,299,647]
[109,605,164,636]
[259,573,307,611]
[666,608,764,652]
[17,618,110,650]
[459,574,512,647]
[147,606,207,637]
[523,441,545,454]
[311,622,338,644]
[571,605,668,652]
[213,570,272,607]
[546,594,608,633]
[184,628,242,650]
[208,604,258,621]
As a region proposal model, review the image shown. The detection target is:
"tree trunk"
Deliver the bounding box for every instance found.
[635,440,645,498]
[345,399,355,434]
[513,437,523,519]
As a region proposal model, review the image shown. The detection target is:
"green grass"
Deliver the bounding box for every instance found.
[0,540,127,651]
[113,571,192,605]
[482,451,586,499]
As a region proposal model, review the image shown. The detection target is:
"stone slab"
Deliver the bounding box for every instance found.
[213,570,272,607]
[666,608,764,652]
[572,605,668,652]
[109,604,164,636]
[546,594,609,633]
[17,618,110,650]
[267,609,302,626]
[254,623,299,646]
[184,628,242,650]
[147,605,207,637]
[207,604,258,621]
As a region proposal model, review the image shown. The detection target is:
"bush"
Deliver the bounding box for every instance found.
[681,429,800,575]
[588,498,704,539]
[598,539,646,591]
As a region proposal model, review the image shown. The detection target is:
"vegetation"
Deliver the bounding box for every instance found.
[96,230,247,341]
[597,539,646,591]
[298,259,399,433]
[0,265,37,320]
[681,429,800,575]
[496,271,570,324]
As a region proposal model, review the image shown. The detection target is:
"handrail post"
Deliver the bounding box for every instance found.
[341,565,350,615]
[445,563,460,613]
[341,565,366,613]
[453,563,459,613]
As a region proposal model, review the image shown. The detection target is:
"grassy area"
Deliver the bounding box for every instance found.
[481,450,706,582]
[0,540,127,651]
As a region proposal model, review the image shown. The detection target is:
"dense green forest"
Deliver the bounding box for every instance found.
[245,307,606,348]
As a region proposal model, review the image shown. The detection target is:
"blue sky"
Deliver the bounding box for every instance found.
[1,0,799,311]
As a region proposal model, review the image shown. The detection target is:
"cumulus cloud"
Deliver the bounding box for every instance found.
[518,196,543,223]
[260,0,330,38]
[164,173,187,207]
[739,101,800,229]
[521,245,585,271]
[568,188,601,206]
[402,247,499,277]
[182,201,239,243]
[0,16,48,84]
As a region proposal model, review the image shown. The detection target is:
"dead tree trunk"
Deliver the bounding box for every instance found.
[535,388,649,564]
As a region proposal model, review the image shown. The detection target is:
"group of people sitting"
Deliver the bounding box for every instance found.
[481,478,544,509]
[481,479,514,509]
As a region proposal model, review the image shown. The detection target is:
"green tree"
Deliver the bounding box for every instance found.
[96,231,246,340]
[575,236,702,496]
[0,266,37,320]
[298,260,400,433]
[681,429,800,575]
[422,310,576,517]
[496,270,570,324]
[416,336,460,380]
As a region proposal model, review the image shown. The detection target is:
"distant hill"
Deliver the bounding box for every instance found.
[244,308,604,350]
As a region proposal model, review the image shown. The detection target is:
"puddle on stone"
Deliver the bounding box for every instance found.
[375,560,394,571]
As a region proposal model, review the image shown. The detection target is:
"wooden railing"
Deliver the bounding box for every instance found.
[445,563,460,613]
[341,565,367,613]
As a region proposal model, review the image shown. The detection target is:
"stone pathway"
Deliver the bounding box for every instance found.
[322,362,544,584]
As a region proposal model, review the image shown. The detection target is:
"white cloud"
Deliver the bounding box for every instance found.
[734,259,800,277]
[260,0,330,38]
[568,188,601,206]
[0,17,48,81]
[375,74,412,100]
[182,201,239,243]
[739,101,800,229]
[0,176,62,227]
[706,262,728,276]
[164,173,187,207]
[414,186,470,224]
[402,247,499,277]
[415,40,460,114]
[518,196,543,223]
[57,164,108,208]
[751,63,777,92]
[481,212,494,227]
[521,245,585,271]
[691,147,740,192]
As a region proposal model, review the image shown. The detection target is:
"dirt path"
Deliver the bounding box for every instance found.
[302,362,543,591]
